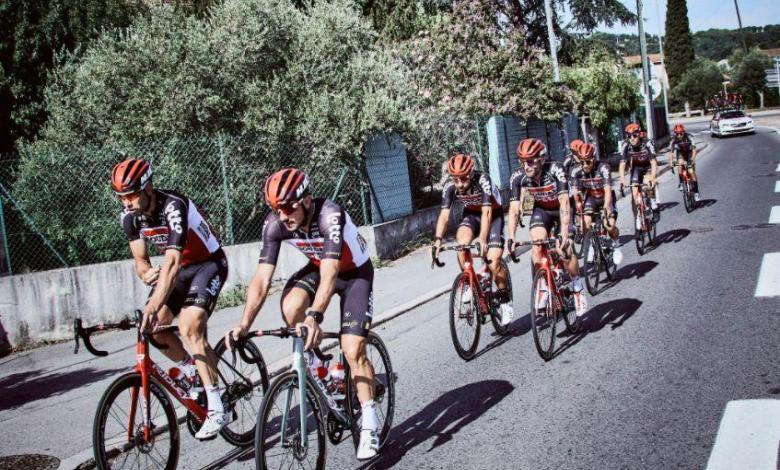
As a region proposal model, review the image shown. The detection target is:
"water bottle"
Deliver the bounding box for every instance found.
[478,271,491,292]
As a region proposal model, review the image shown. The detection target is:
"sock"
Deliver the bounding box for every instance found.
[361,400,378,431]
[205,384,224,414]
[178,357,197,378]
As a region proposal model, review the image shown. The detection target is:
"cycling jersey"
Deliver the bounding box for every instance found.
[121,189,221,267]
[620,139,656,168]
[509,163,569,210]
[562,155,580,180]
[259,198,369,273]
[441,171,502,213]
[570,162,612,199]
[672,133,695,161]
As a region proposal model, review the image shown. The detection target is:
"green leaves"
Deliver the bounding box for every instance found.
[671,58,722,109]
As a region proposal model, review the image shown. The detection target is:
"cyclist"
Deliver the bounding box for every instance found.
[570,143,623,265]
[564,139,585,238]
[112,158,229,439]
[671,123,700,201]
[618,123,659,228]
[506,139,588,317]
[431,154,514,325]
[225,168,381,460]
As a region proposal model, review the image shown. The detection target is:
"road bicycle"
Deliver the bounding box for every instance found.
[581,209,617,295]
[432,242,513,360]
[571,207,586,259]
[252,326,395,469]
[510,237,579,361]
[676,162,698,213]
[623,183,657,255]
[74,310,268,470]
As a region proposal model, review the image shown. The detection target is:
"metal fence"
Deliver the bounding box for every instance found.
[0,134,369,274]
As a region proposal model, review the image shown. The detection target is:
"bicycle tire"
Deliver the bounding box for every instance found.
[93,373,179,470]
[489,259,513,336]
[448,273,481,360]
[603,235,617,281]
[530,268,556,361]
[683,180,692,213]
[635,209,646,255]
[582,230,600,296]
[254,371,326,470]
[344,332,396,452]
[213,337,269,446]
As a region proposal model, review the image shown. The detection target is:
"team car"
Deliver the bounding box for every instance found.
[709,109,754,137]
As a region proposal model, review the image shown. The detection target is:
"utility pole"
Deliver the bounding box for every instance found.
[655,0,669,134]
[733,0,748,53]
[543,0,560,82]
[637,0,655,141]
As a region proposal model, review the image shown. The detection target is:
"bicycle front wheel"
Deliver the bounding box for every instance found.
[93,373,179,470]
[214,337,269,446]
[345,332,396,451]
[582,230,600,296]
[255,371,326,470]
[449,273,481,360]
[530,268,557,360]
[683,181,693,213]
[634,210,646,255]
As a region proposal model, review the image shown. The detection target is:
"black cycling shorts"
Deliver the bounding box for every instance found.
[458,211,505,248]
[583,192,617,218]
[149,249,229,316]
[629,165,651,186]
[529,206,561,233]
[282,261,374,337]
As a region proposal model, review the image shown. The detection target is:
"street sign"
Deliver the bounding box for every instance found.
[639,78,663,100]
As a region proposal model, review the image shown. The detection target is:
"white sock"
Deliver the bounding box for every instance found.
[178,357,197,378]
[205,384,224,414]
[361,400,378,431]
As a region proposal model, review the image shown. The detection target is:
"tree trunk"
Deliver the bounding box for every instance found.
[684,101,690,117]
[758,90,764,109]
[580,116,589,143]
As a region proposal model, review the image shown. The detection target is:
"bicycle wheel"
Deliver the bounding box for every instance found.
[602,236,617,281]
[345,332,396,452]
[255,371,326,470]
[489,259,513,336]
[213,337,269,446]
[93,373,179,470]
[530,268,556,360]
[582,230,600,296]
[683,181,693,213]
[449,273,481,360]
[634,209,646,255]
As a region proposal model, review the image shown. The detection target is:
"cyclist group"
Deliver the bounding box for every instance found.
[108,119,695,464]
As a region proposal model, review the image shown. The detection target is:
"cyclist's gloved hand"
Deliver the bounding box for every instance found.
[505,238,515,255]
[140,304,159,334]
[299,311,323,350]
[142,266,160,286]
[225,325,248,352]
[478,238,488,258]
[431,237,442,265]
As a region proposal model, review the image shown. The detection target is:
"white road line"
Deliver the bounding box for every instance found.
[770,206,780,224]
[706,399,780,470]
[776,162,780,172]
[755,252,780,297]
[776,180,780,192]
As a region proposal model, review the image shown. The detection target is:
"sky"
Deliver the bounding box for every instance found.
[590,0,780,37]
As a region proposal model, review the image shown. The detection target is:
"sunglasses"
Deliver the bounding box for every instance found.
[629,132,641,138]
[452,175,471,183]
[522,159,541,167]
[275,200,301,216]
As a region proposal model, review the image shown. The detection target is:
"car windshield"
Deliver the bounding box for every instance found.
[721,111,745,119]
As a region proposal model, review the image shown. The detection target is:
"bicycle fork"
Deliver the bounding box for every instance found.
[282,337,309,449]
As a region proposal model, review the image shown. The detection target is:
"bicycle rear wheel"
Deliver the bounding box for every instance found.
[255,371,326,470]
[345,332,396,452]
[489,259,513,336]
[530,268,556,360]
[214,337,269,446]
[449,273,481,360]
[93,373,179,470]
[603,236,617,281]
[582,230,600,296]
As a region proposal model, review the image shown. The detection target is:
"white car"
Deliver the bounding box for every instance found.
[710,110,754,137]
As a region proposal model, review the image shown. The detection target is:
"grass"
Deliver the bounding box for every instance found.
[216,283,248,310]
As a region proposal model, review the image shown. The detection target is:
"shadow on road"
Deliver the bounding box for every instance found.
[468,312,532,361]
[613,260,658,281]
[654,228,691,246]
[658,202,678,212]
[0,367,126,411]
[359,380,514,469]
[695,198,717,209]
[553,298,643,358]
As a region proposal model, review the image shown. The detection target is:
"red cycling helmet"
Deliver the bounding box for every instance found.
[579,143,596,161]
[673,123,685,135]
[264,168,309,210]
[447,153,475,177]
[516,138,547,161]
[569,139,584,155]
[625,122,642,135]
[111,158,152,195]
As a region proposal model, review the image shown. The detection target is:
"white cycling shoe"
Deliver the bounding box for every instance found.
[461,286,472,303]
[195,411,229,440]
[694,193,701,202]
[535,279,549,310]
[572,278,588,317]
[356,429,379,460]
[499,303,514,326]
[612,246,624,265]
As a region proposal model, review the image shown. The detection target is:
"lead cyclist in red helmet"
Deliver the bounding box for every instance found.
[671,123,700,201]
[225,168,382,461]
[431,153,514,326]
[506,139,588,317]
[618,123,659,227]
[112,157,230,439]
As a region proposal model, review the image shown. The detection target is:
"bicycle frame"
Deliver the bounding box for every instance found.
[459,249,491,316]
[535,240,566,311]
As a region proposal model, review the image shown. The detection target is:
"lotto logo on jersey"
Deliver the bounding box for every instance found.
[327,214,341,244]
[164,204,183,234]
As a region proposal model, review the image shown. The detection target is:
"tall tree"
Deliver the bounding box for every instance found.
[731,49,773,108]
[664,0,696,89]
[671,58,722,111]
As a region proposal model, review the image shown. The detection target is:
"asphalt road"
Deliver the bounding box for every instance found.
[1,123,779,469]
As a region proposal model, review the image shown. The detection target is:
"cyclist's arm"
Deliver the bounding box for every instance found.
[507,199,521,242]
[310,258,338,315]
[434,208,450,241]
[691,147,698,163]
[311,203,346,315]
[146,249,182,314]
[558,194,570,239]
[128,239,153,281]
[238,262,276,331]
[479,205,491,246]
[618,160,626,185]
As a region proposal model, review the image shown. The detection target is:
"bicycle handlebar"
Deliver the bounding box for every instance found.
[243,326,333,362]
[74,310,182,357]
[431,241,484,269]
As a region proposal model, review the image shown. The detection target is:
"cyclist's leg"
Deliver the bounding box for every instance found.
[486,212,507,288]
[455,213,478,269]
[582,195,595,232]
[529,206,550,274]
[148,269,189,362]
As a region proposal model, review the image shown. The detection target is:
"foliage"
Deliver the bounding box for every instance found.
[694,25,780,61]
[398,0,573,120]
[0,0,147,154]
[356,0,452,42]
[664,0,696,89]
[730,49,773,105]
[671,58,723,109]
[562,49,639,130]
